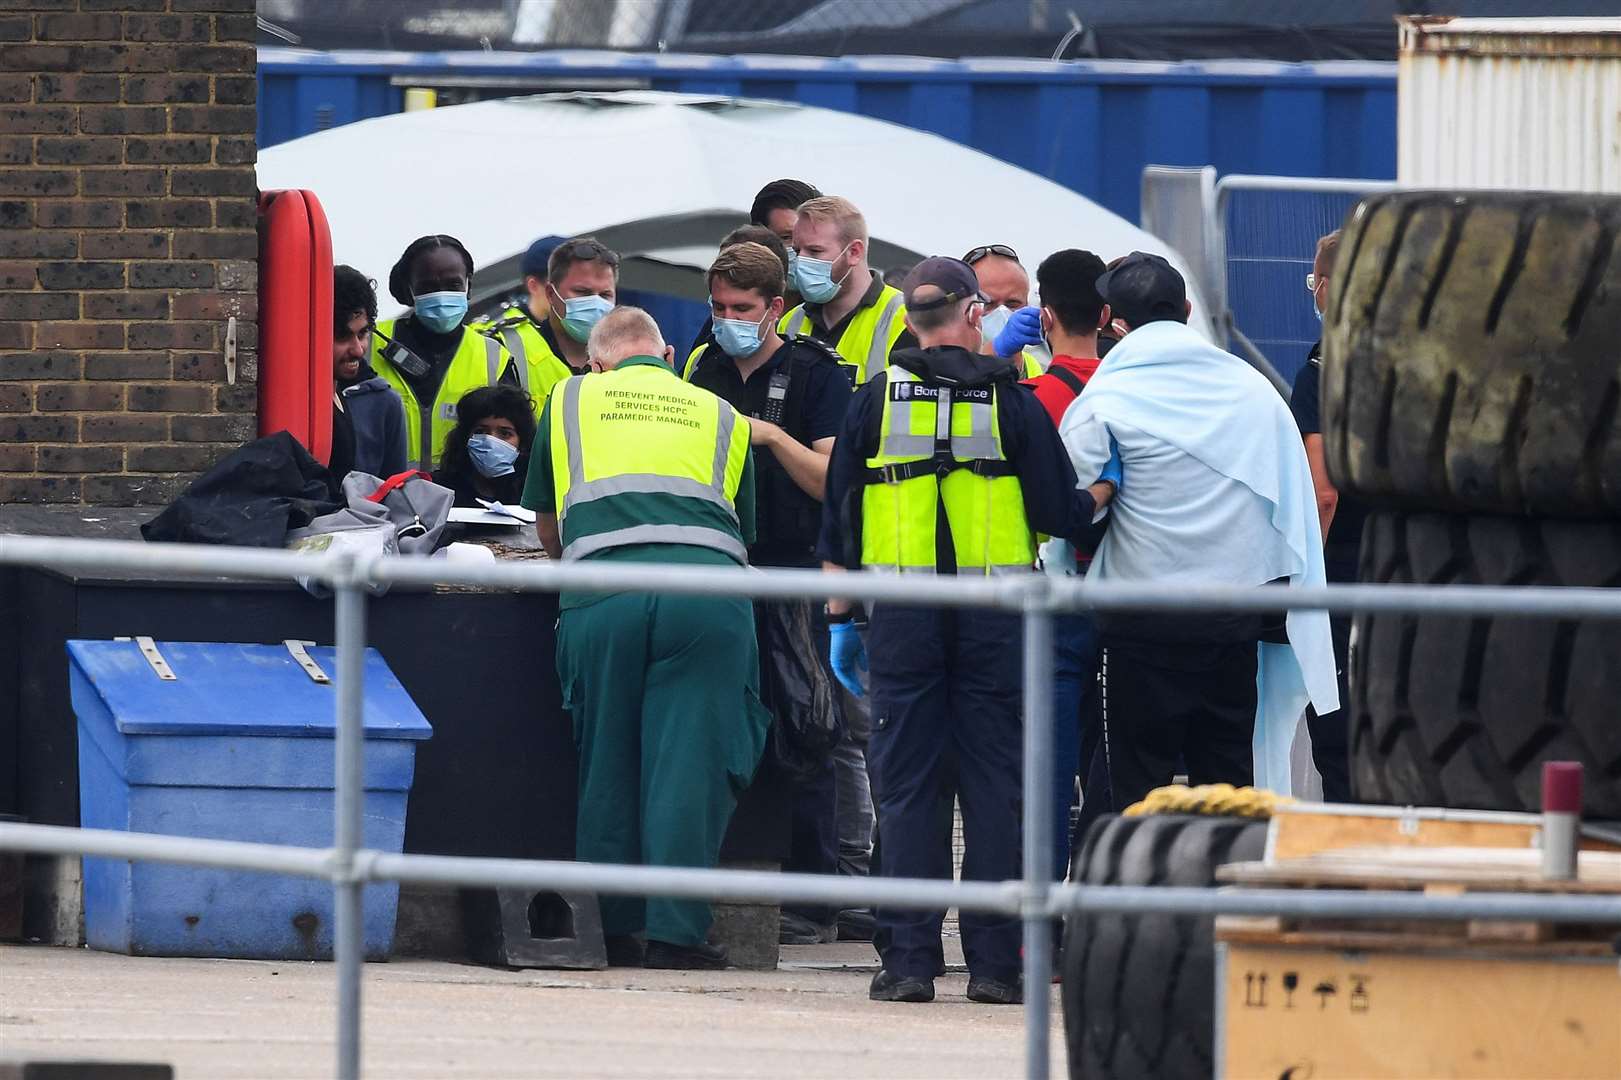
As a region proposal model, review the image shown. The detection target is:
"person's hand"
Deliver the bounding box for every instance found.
[993,306,1043,359]
[749,418,783,448]
[1097,434,1122,491]
[829,621,868,698]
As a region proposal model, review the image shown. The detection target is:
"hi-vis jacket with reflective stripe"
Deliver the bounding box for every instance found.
[370,318,513,472]
[778,282,906,385]
[473,305,575,406]
[861,366,1037,575]
[548,360,752,563]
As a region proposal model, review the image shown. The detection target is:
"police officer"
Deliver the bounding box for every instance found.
[471,236,573,402]
[964,243,1044,378]
[370,234,516,472]
[522,306,769,972]
[818,257,1118,1005]
[784,196,917,385]
[686,241,853,945]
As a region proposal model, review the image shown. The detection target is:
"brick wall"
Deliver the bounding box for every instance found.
[0,0,256,506]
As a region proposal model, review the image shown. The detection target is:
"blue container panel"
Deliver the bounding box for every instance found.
[257,52,1398,222]
[78,727,405,959]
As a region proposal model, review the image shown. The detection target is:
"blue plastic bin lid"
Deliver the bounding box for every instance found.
[66,640,432,739]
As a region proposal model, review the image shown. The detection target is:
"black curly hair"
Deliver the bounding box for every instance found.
[387,234,474,307]
[333,264,377,336]
[436,384,537,481]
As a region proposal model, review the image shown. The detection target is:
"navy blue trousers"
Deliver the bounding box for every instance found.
[866,603,1022,982]
[1051,613,1109,880]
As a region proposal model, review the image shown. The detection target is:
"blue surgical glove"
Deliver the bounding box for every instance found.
[1097,434,1123,492]
[993,305,1044,359]
[829,621,868,698]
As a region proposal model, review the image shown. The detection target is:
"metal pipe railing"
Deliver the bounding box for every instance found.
[2,533,1619,1080]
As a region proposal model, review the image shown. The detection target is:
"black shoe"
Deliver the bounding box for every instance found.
[966,974,1023,1005]
[645,940,729,970]
[869,968,935,1003]
[780,911,837,946]
[835,908,876,942]
[604,933,644,968]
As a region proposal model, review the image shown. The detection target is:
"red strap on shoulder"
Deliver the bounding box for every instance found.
[367,469,430,503]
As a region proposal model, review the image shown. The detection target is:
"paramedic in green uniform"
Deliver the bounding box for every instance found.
[522,305,768,971]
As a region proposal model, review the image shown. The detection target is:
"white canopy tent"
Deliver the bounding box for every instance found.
[257,89,1211,336]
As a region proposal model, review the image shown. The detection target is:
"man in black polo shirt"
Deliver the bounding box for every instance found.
[686,240,854,944]
[1290,229,1362,802]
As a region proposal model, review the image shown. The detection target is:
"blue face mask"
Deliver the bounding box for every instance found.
[791,245,850,304]
[712,310,771,358]
[466,433,519,478]
[555,293,614,343]
[413,290,468,334]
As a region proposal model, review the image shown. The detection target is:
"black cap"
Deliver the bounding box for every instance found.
[521,237,560,279]
[1095,251,1187,328]
[901,256,985,311]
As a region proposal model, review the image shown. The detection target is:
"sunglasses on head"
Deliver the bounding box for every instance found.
[559,240,621,268]
[963,244,1020,266]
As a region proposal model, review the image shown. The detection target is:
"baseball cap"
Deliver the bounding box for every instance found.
[901,256,986,311]
[520,237,563,279]
[1095,252,1187,328]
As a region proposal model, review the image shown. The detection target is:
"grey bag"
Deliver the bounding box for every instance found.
[337,470,453,556]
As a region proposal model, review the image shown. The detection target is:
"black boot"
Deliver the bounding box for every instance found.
[645,940,729,970]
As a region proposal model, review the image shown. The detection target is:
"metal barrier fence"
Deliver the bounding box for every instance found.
[2,534,1620,1080]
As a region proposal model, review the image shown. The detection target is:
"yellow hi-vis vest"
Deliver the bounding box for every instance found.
[371,318,514,472]
[779,283,906,385]
[548,361,752,563]
[860,366,1037,575]
[473,305,575,407]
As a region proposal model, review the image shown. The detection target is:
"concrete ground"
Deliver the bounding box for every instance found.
[0,943,1063,1079]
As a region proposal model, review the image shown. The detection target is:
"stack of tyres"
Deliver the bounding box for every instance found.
[1321,189,1621,819]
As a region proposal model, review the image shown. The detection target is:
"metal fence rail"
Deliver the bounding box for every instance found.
[1,534,1618,1080]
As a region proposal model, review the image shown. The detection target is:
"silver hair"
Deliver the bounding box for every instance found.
[587,306,665,367]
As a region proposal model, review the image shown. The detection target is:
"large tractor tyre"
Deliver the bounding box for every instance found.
[1060,813,1266,1080]
[1321,190,1621,516]
[1352,511,1621,818]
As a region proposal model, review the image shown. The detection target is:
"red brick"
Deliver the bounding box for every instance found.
[35,321,124,349]
[0,16,29,42]
[214,13,256,42]
[125,135,211,164]
[214,77,255,106]
[124,15,212,42]
[123,75,210,104]
[0,46,77,74]
[171,351,223,381]
[82,412,168,440]
[173,0,255,10]
[172,230,254,260]
[83,291,167,319]
[0,291,77,319]
[35,74,120,102]
[34,198,121,228]
[75,44,185,75]
[35,382,123,411]
[0,230,75,257]
[0,74,32,101]
[130,261,212,288]
[0,138,31,164]
[82,0,167,10]
[170,104,254,134]
[35,137,122,166]
[171,291,254,320]
[0,260,35,288]
[171,44,252,73]
[35,13,123,41]
[0,383,31,412]
[0,168,76,196]
[214,383,255,413]
[129,383,211,411]
[0,351,78,380]
[0,198,29,225]
[37,260,124,289]
[91,231,168,258]
[0,320,29,348]
[128,320,214,349]
[85,353,173,382]
[3,413,78,442]
[169,167,253,197]
[214,136,255,166]
[0,444,36,471]
[0,476,80,505]
[38,444,123,473]
[213,198,254,228]
[0,105,74,133]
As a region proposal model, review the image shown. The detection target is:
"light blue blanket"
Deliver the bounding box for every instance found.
[1060,321,1339,794]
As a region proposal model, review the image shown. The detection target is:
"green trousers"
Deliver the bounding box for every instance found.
[557,591,769,946]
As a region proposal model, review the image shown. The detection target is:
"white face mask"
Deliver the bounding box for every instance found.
[979,304,1012,344]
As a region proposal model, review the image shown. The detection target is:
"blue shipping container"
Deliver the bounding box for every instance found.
[257,49,1397,223]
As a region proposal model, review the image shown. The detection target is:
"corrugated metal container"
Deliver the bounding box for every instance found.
[1399,17,1621,192]
[257,48,1396,222]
